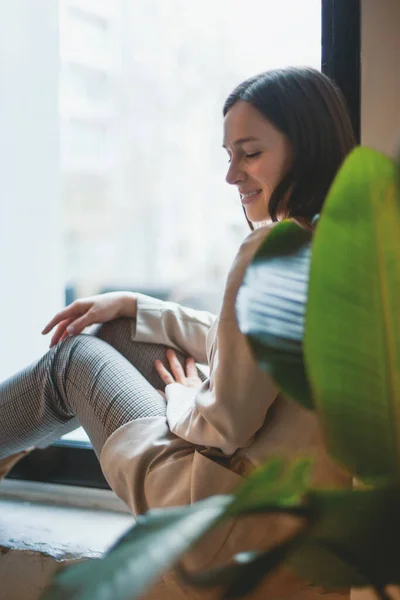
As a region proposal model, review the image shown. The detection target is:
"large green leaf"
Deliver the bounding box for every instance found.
[304,147,400,480]
[236,220,314,409]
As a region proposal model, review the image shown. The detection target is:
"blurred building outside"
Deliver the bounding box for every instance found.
[59,0,321,315]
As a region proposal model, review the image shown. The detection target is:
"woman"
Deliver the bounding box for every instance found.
[0,67,356,598]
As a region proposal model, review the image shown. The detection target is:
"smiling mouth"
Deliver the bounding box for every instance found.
[240,189,262,205]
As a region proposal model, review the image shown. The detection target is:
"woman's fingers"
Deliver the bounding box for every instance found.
[42,309,73,335]
[58,330,71,344]
[155,351,200,389]
[64,313,93,335]
[166,349,185,381]
[154,360,175,385]
[42,305,83,335]
[185,357,197,377]
[49,317,74,347]
[48,308,96,347]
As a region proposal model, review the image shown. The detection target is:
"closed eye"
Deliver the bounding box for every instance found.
[226,151,261,164]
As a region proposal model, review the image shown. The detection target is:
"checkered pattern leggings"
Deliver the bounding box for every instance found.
[0,318,206,459]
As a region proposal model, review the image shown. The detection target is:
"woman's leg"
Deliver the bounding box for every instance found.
[0,334,176,460]
[90,317,207,388]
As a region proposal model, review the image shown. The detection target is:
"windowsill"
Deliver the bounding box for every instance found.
[0,480,174,600]
[0,479,133,561]
[0,479,132,599]
[0,477,129,512]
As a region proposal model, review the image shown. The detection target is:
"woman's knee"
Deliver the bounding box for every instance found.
[91,317,133,349]
[53,333,110,371]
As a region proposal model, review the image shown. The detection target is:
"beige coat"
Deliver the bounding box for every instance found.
[100,226,350,600]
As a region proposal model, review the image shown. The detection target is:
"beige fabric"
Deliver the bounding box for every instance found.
[100,226,351,599]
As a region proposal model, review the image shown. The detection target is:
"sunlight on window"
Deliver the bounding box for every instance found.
[60,0,321,443]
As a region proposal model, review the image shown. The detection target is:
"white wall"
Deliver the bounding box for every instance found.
[361,0,400,157]
[0,1,64,379]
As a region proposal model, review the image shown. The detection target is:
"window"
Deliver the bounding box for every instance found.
[65,6,109,60]
[61,119,109,166]
[61,64,110,105]
[4,0,360,488]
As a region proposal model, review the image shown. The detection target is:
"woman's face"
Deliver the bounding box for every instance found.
[223,101,292,224]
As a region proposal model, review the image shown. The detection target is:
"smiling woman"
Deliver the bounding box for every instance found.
[1,1,358,498]
[223,67,356,230]
[0,2,364,597]
[1,65,357,600]
[57,0,323,449]
[223,103,293,225]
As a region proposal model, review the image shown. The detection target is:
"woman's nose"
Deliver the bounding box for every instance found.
[225,161,245,185]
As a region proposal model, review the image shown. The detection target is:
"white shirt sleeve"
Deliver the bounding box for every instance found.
[131,293,216,365]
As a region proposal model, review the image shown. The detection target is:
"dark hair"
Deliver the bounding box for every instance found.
[223,66,357,229]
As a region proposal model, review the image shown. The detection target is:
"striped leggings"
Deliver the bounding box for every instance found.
[0,318,205,460]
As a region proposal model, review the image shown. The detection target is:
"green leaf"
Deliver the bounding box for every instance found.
[236,220,314,409]
[41,495,232,600]
[288,483,400,589]
[304,147,400,480]
[226,457,312,516]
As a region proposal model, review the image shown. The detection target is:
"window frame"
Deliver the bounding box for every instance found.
[321,0,361,142]
[7,0,361,490]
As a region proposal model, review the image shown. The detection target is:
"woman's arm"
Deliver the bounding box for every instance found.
[164,227,279,455]
[129,293,216,366]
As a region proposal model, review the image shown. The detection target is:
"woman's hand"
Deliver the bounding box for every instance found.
[155,349,203,392]
[42,292,137,348]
